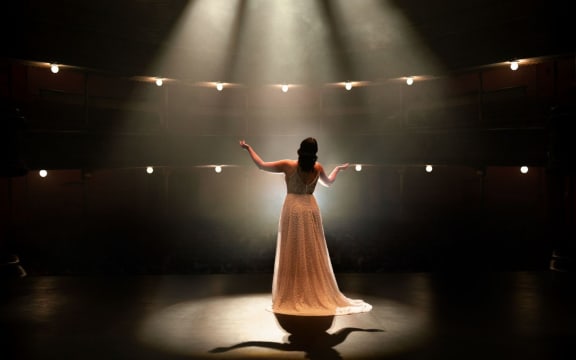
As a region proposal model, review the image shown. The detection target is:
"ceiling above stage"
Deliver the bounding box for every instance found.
[1,0,573,84]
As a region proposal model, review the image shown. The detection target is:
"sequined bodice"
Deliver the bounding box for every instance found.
[286,168,319,194]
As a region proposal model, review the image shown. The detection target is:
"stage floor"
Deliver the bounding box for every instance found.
[1,271,574,360]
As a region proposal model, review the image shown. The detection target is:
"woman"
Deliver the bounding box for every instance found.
[240,138,372,316]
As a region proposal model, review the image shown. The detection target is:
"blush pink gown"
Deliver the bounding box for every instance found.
[270,167,372,316]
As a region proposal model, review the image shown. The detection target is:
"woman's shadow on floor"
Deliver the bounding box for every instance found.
[210,313,384,360]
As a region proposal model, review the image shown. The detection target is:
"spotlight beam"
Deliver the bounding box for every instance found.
[316,0,356,81]
[222,0,249,83]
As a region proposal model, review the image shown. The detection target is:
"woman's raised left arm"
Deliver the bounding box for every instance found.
[240,140,289,173]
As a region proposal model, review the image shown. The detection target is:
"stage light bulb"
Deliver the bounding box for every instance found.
[50,64,59,74]
[216,82,224,91]
[215,166,222,173]
[406,77,414,86]
[155,78,163,86]
[146,166,154,174]
[355,164,362,172]
[510,61,519,71]
[345,82,353,91]
[281,84,289,93]
[39,169,48,177]
[520,166,528,174]
[425,165,433,173]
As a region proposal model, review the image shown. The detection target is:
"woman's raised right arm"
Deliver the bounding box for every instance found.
[319,163,349,187]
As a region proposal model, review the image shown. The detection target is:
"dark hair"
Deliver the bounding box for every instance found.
[297,137,318,172]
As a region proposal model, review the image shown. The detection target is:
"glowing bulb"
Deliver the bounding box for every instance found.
[50,64,59,74]
[355,164,362,172]
[146,166,154,174]
[406,77,414,86]
[215,166,222,173]
[510,61,519,71]
[155,78,163,86]
[216,82,224,91]
[520,166,528,174]
[39,169,48,177]
[281,84,289,93]
[425,165,433,173]
[345,81,353,91]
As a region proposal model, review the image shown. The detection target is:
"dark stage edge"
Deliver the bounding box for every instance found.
[1,271,574,360]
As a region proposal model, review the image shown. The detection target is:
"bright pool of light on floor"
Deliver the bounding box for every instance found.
[138,293,431,358]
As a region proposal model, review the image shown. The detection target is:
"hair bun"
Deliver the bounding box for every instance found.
[298,150,317,157]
